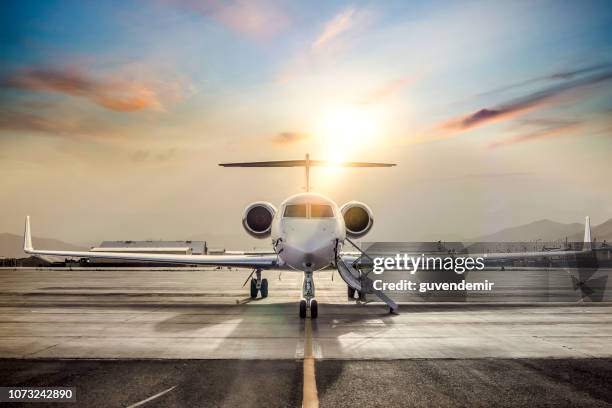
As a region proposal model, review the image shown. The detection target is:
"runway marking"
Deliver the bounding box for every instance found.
[302,317,319,408]
[126,385,176,408]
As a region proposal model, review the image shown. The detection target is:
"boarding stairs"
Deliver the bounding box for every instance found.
[336,251,399,313]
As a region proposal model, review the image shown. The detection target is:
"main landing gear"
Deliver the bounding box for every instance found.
[299,271,318,318]
[250,269,268,299]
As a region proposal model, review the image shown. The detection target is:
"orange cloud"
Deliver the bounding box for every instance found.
[443,105,541,131]
[271,131,310,144]
[442,69,612,133]
[2,67,168,112]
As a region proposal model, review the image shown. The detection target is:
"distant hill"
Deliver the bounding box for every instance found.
[0,233,85,258]
[2,217,611,258]
[472,218,612,243]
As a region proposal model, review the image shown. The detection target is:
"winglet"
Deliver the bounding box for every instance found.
[24,216,33,253]
[583,216,592,251]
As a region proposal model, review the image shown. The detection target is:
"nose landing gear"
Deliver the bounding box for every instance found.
[299,298,318,318]
[300,271,318,318]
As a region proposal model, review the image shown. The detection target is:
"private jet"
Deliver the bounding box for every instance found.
[22,154,597,318]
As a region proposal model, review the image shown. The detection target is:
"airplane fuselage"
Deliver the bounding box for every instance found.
[271,193,346,272]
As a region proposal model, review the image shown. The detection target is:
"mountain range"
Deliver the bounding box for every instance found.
[471,218,612,243]
[0,233,86,259]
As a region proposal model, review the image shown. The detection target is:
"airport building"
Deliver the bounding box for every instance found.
[92,240,208,255]
[70,240,210,266]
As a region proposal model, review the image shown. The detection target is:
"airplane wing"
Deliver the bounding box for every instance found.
[475,216,594,261]
[23,217,278,269]
[339,216,595,263]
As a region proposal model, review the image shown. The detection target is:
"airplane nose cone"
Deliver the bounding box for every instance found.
[279,221,337,271]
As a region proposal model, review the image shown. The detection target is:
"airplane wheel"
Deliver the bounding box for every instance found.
[347,286,356,299]
[260,278,268,298]
[299,300,307,318]
[250,278,258,298]
[310,299,318,319]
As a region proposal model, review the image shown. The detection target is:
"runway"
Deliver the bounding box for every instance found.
[1,267,612,406]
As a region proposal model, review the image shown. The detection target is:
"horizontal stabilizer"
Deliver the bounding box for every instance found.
[220,154,395,192]
[219,160,395,167]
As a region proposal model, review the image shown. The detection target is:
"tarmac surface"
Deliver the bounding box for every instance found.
[0,267,611,406]
[2,358,612,407]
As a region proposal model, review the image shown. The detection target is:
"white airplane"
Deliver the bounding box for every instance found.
[23,155,396,318]
[22,154,597,318]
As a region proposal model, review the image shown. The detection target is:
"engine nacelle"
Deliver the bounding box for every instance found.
[340,201,374,238]
[242,202,276,238]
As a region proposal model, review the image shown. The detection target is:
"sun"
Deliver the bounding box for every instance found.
[314,105,383,163]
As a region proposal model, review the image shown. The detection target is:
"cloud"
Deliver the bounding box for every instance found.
[167,0,290,39]
[358,78,412,104]
[443,70,612,132]
[277,6,371,83]
[1,67,169,112]
[132,148,178,162]
[312,7,357,51]
[0,108,110,138]
[487,120,582,148]
[477,63,610,97]
[271,131,310,144]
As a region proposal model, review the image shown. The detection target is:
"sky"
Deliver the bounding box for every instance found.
[1,0,611,248]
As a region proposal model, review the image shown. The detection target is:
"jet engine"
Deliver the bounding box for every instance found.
[242,202,276,238]
[340,201,374,238]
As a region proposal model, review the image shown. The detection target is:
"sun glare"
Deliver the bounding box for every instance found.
[315,105,383,163]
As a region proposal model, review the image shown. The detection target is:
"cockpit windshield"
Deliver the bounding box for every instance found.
[283,204,333,218]
[284,204,307,218]
[310,204,333,218]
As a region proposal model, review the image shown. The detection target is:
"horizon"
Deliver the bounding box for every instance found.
[2,215,609,251]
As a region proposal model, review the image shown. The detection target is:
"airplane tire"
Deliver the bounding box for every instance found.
[299,300,307,318]
[250,278,258,299]
[260,278,268,298]
[310,299,318,319]
[347,286,356,299]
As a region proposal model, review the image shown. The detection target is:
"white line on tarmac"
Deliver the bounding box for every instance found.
[126,385,176,408]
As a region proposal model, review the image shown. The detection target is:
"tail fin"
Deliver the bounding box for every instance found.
[23,216,33,253]
[583,216,592,251]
